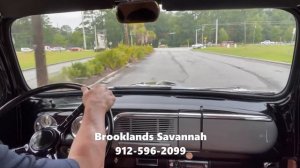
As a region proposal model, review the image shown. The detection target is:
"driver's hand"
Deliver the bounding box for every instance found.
[69,84,114,168]
[81,84,115,116]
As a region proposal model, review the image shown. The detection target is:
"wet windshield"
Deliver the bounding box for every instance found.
[11,9,295,93]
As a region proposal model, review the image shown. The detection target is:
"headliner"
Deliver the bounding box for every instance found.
[0,0,299,18]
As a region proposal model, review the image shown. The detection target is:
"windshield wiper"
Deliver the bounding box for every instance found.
[112,80,176,90]
[196,87,277,95]
[132,80,176,86]
[112,85,172,90]
[112,84,276,95]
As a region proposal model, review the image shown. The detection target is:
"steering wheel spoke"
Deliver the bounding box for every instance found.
[12,144,29,154]
[46,152,58,159]
[57,104,85,133]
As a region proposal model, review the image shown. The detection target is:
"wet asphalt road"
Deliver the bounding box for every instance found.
[107,48,291,92]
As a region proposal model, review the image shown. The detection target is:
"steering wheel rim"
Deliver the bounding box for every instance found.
[0,83,114,158]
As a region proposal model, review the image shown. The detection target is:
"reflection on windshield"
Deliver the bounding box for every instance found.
[12,9,295,93]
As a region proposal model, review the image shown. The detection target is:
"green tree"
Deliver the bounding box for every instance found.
[11,17,33,50]
[61,25,72,34]
[254,25,263,43]
[12,8,297,50]
[103,10,123,47]
[218,28,229,42]
[283,26,294,42]
[53,33,67,46]
[70,29,84,47]
[270,26,282,41]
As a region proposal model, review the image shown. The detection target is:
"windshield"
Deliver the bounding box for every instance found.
[11,9,295,93]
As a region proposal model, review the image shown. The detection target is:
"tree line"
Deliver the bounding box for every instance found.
[146,9,295,47]
[12,8,295,50]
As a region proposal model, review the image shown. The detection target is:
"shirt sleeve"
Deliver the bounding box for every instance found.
[0,144,80,168]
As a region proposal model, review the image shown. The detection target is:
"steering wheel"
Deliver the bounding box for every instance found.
[0,83,114,159]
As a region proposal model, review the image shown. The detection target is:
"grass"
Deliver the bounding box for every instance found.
[198,44,294,64]
[17,50,97,70]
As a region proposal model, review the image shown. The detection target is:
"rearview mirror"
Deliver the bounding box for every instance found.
[116,0,160,23]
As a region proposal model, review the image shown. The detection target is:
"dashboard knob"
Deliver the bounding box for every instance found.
[185,152,193,160]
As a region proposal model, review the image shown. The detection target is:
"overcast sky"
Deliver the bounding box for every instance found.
[47,11,82,30]
[47,5,165,30]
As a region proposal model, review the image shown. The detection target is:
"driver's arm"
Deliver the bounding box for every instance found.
[0,84,113,168]
[68,84,115,168]
[0,144,79,168]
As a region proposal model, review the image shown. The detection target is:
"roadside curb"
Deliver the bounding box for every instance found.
[94,63,131,84]
[93,54,153,84]
[195,50,291,66]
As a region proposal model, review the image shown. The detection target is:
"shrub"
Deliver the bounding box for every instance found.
[64,62,88,79]
[100,49,128,69]
[64,45,153,81]
[86,60,104,76]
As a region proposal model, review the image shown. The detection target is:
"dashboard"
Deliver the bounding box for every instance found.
[32,94,279,168]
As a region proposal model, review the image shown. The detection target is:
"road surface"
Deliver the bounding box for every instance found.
[106,48,290,92]
[23,48,290,92]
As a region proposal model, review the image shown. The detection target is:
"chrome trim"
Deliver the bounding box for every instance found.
[118,142,171,147]
[34,114,58,132]
[113,112,272,122]
[178,112,202,118]
[203,113,272,121]
[170,160,209,164]
[113,112,178,121]
[185,150,201,153]
[71,116,83,137]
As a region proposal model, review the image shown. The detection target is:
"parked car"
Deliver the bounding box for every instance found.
[44,45,52,51]
[20,47,33,52]
[260,40,275,45]
[191,43,204,49]
[69,47,83,51]
[52,47,66,51]
[158,44,168,48]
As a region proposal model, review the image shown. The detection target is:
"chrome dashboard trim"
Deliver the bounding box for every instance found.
[203,113,272,121]
[178,112,202,118]
[118,142,171,147]
[172,160,209,164]
[113,112,178,121]
[113,112,272,122]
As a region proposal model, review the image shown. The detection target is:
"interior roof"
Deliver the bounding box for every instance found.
[0,0,299,18]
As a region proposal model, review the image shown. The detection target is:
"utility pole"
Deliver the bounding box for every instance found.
[169,32,176,47]
[81,12,87,50]
[130,30,133,46]
[291,27,296,43]
[91,11,97,49]
[201,25,205,45]
[244,21,247,44]
[215,19,218,45]
[195,28,201,45]
[195,29,198,45]
[94,24,97,49]
[252,24,256,44]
